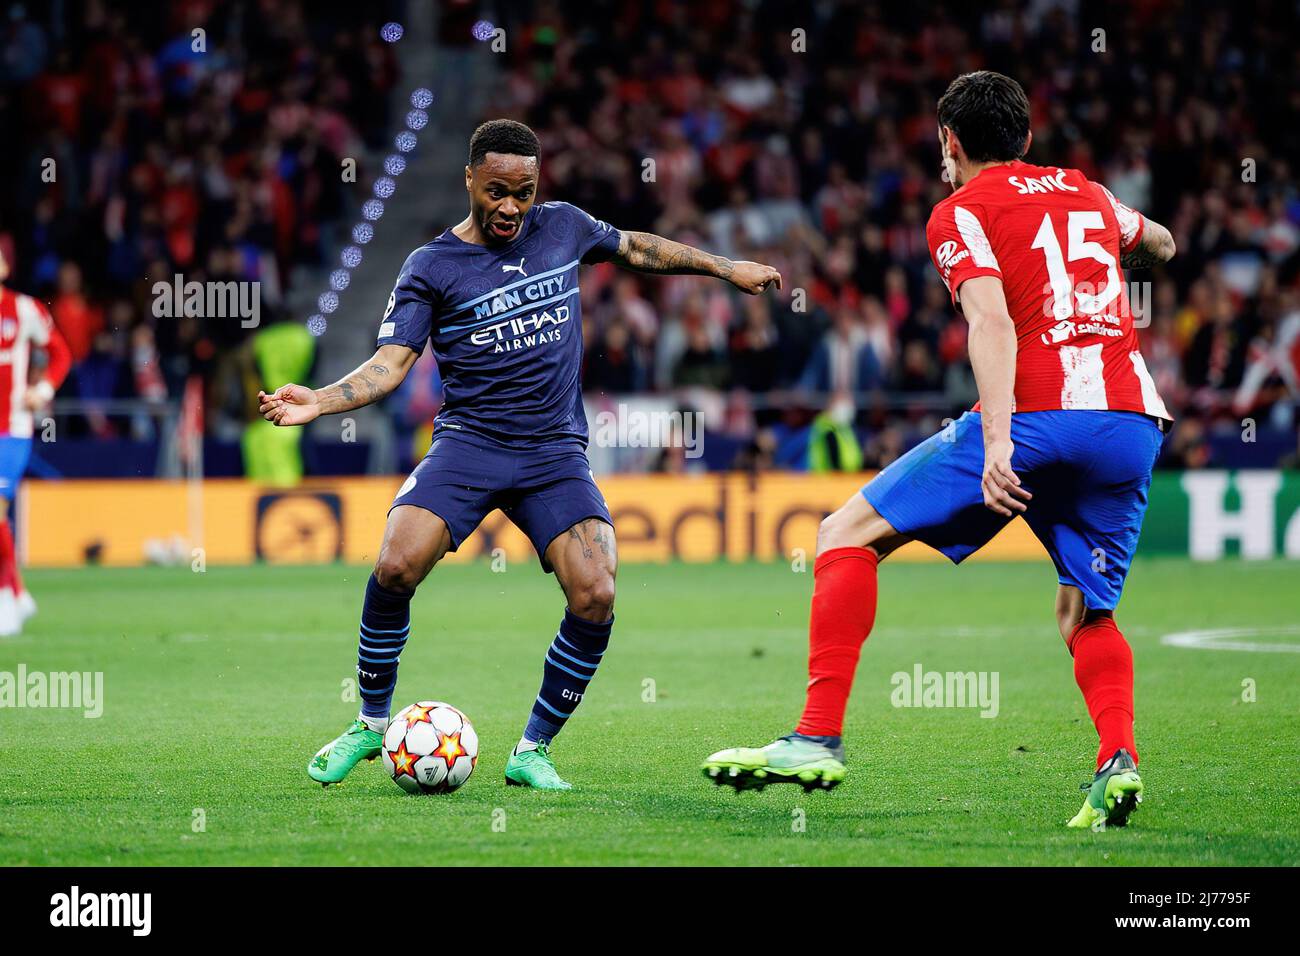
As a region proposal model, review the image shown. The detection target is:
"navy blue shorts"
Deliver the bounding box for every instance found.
[391,429,611,572]
[864,410,1166,611]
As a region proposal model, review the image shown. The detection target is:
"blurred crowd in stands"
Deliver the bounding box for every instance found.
[0,0,396,439]
[486,0,1300,470]
[3,0,1299,472]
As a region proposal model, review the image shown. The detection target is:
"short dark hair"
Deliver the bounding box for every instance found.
[936,71,1030,163]
[468,119,540,167]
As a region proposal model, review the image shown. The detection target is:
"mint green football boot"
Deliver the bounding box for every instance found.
[703,734,847,792]
[504,743,572,790]
[307,718,383,786]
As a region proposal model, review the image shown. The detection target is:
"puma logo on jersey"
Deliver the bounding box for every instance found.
[1008,168,1079,195]
[501,257,528,277]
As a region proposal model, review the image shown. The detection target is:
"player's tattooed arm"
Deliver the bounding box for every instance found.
[1121,218,1176,270]
[611,231,782,294]
[257,344,419,426]
[314,346,416,414]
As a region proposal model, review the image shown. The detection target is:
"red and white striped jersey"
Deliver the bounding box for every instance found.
[0,287,72,438]
[926,160,1171,420]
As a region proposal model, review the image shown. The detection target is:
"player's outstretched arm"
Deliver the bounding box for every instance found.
[960,275,1032,518]
[1121,218,1176,270]
[610,231,782,294]
[257,344,420,426]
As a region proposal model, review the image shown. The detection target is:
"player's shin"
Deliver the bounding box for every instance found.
[356,573,414,731]
[518,609,611,750]
[795,547,879,739]
[1068,616,1137,769]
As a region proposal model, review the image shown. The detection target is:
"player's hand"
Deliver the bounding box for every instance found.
[22,383,54,410]
[981,439,1031,516]
[258,384,321,427]
[729,261,782,295]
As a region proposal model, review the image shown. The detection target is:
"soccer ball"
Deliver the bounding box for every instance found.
[382,701,479,794]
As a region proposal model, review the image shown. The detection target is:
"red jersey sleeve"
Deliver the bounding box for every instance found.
[926,201,1004,307]
[1098,184,1146,255]
[20,295,72,392]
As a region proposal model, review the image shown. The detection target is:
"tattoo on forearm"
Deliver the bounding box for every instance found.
[616,231,734,279]
[318,363,393,414]
[1121,247,1163,269]
[1122,224,1174,270]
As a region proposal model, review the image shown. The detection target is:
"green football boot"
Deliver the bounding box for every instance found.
[703,733,847,792]
[1066,748,1144,830]
[504,743,572,790]
[307,718,383,786]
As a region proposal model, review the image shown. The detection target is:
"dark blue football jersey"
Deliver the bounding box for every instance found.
[376,201,621,446]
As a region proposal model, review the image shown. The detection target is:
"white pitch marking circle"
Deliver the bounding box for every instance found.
[1160,625,1300,654]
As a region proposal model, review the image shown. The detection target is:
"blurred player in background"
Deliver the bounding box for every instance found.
[260,120,781,789]
[706,72,1176,830]
[0,248,71,636]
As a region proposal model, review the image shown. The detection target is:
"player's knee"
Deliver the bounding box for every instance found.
[569,573,616,621]
[374,549,425,593]
[817,507,869,553]
[816,513,848,552]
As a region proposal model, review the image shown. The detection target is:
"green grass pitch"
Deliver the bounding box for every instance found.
[2,558,1297,866]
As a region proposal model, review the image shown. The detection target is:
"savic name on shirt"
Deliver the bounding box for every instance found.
[926,160,1171,419]
[377,201,621,447]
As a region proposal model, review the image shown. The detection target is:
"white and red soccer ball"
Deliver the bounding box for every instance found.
[382,701,478,794]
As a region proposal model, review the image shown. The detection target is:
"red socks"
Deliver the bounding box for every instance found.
[0,520,15,594]
[1068,617,1138,769]
[791,542,1137,770]
[796,547,878,737]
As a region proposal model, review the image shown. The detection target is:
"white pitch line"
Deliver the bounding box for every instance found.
[1160,625,1300,653]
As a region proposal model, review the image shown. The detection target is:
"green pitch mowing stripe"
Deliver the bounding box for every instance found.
[0,559,1297,866]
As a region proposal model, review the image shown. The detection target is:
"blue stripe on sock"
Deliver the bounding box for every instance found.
[355,573,413,718]
[555,632,604,658]
[360,623,410,636]
[358,642,403,656]
[358,651,402,664]
[544,653,596,681]
[362,675,397,693]
[533,695,573,719]
[356,632,405,647]
[547,643,600,671]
